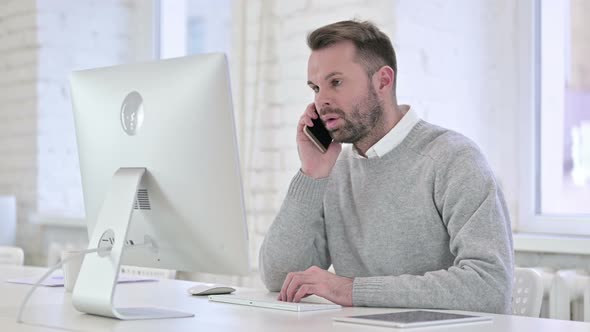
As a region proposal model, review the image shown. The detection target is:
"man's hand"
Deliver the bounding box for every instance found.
[277,266,353,306]
[298,103,342,179]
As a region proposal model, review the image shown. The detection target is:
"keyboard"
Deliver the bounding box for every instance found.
[208,294,342,312]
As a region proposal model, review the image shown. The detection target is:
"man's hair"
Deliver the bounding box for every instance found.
[307,20,397,89]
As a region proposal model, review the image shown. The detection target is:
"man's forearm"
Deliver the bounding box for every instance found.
[353,263,512,314]
[259,171,331,291]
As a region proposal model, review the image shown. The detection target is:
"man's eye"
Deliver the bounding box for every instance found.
[332,79,342,87]
[312,86,319,93]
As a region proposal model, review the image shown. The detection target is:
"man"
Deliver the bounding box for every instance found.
[259,20,514,314]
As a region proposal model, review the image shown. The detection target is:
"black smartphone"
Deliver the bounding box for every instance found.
[304,110,333,153]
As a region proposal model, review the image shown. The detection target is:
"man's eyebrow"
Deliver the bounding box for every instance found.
[307,72,344,86]
[324,72,343,80]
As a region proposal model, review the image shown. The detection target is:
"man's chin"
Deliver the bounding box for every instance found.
[329,131,345,143]
[330,129,360,144]
[331,137,352,144]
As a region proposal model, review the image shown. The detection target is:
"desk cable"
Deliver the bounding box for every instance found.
[17,239,155,327]
[16,246,113,324]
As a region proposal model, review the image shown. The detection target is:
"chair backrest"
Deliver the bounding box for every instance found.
[512,267,544,317]
[0,246,24,266]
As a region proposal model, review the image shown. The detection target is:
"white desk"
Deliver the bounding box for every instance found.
[1,265,589,332]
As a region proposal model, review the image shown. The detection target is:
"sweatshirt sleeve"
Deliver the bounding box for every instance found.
[352,146,514,314]
[259,170,332,291]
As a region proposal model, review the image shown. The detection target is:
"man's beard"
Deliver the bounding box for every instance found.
[321,85,384,144]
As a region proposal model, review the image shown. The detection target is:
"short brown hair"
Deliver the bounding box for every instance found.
[307,20,397,88]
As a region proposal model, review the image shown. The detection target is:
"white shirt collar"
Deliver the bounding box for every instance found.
[353,107,420,159]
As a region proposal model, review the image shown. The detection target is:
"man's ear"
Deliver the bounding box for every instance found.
[375,66,395,93]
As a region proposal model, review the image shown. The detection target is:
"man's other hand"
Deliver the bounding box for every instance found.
[277,266,353,306]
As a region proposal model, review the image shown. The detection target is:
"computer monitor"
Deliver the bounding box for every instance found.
[69,53,250,320]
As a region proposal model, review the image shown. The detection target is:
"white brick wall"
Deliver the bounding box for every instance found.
[35,1,137,218]
[0,0,153,265]
[393,0,520,218]
[0,0,41,262]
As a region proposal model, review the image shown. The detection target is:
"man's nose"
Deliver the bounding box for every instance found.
[315,90,332,110]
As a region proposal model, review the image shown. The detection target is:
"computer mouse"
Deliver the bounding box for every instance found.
[187,283,236,296]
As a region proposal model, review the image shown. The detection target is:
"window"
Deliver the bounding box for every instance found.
[538,0,590,216]
[157,0,233,59]
[518,0,590,235]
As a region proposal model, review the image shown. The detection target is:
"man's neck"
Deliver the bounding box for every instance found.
[354,104,410,157]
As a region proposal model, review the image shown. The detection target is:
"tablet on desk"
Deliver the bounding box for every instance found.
[333,310,492,328]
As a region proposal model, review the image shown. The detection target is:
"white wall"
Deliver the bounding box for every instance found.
[393,0,520,222]
[36,1,136,219]
[0,0,154,264]
[0,0,41,263]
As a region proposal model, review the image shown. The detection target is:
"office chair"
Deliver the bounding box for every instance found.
[512,267,544,317]
[0,246,25,266]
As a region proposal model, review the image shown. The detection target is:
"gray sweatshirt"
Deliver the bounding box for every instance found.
[259,120,514,314]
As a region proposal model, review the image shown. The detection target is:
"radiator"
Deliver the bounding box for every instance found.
[48,241,176,280]
[120,265,176,280]
[530,267,590,321]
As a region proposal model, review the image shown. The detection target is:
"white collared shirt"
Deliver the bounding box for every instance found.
[352,107,420,159]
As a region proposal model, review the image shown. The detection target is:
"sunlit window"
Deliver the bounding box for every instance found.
[538,0,590,216]
[158,0,233,59]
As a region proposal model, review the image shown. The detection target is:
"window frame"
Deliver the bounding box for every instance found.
[517,0,590,236]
